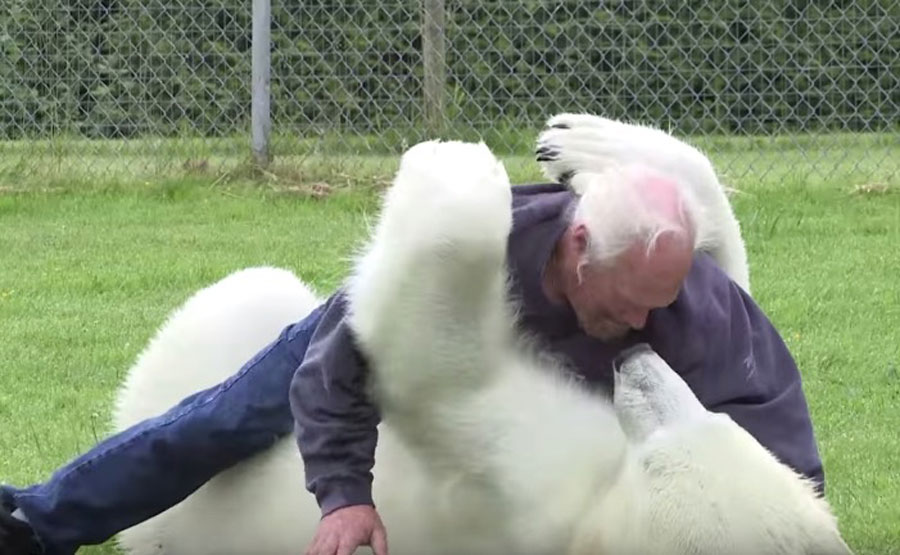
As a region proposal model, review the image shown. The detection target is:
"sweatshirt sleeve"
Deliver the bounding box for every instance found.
[289,290,382,516]
[706,282,826,490]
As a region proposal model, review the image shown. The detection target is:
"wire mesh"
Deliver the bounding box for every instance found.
[0,0,897,186]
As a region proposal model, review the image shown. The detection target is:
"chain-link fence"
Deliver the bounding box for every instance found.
[1,0,898,188]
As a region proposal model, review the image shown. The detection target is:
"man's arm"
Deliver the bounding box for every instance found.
[651,255,825,489]
[289,291,382,515]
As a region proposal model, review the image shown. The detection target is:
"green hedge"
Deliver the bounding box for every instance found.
[0,0,897,141]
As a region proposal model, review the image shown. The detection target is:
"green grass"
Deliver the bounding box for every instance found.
[0,150,899,553]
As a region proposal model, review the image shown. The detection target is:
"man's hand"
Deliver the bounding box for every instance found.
[305,504,389,555]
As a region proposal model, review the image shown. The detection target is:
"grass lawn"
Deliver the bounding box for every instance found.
[0,145,898,553]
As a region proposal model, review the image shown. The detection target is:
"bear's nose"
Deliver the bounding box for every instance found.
[613,343,654,373]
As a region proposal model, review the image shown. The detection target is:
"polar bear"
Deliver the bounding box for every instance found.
[536,113,751,294]
[115,141,849,554]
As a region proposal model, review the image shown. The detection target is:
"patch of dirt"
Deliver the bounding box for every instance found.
[850,183,894,195]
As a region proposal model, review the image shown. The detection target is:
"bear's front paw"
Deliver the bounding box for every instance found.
[536,113,701,194]
[536,113,628,186]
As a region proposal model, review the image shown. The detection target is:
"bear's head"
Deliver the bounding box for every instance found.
[568,344,852,555]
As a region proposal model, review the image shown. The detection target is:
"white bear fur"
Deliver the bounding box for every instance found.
[114,267,321,429]
[115,141,848,554]
[537,113,751,294]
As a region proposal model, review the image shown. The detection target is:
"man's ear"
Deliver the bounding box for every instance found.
[571,223,590,259]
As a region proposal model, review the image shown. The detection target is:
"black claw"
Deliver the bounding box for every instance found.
[558,171,574,185]
[535,146,559,162]
[550,123,570,129]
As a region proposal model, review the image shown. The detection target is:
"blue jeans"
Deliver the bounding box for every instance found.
[1,303,326,555]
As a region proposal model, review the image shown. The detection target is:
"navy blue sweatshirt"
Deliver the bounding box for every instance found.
[289,183,824,516]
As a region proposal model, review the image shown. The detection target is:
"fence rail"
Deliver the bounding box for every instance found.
[0,0,898,187]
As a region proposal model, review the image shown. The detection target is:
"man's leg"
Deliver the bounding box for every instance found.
[1,303,325,555]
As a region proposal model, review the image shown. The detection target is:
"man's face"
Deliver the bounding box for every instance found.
[567,234,693,340]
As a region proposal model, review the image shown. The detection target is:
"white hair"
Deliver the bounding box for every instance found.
[569,164,704,270]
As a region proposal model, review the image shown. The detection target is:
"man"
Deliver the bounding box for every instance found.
[1,119,823,555]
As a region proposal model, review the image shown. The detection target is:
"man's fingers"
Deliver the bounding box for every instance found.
[307,533,338,555]
[308,506,386,555]
[371,526,390,555]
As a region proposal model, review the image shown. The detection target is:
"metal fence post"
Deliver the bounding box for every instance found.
[251,0,272,167]
[422,0,446,137]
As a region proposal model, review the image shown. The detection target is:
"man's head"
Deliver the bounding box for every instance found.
[544,165,699,340]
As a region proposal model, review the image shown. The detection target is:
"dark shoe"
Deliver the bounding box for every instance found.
[0,504,43,555]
